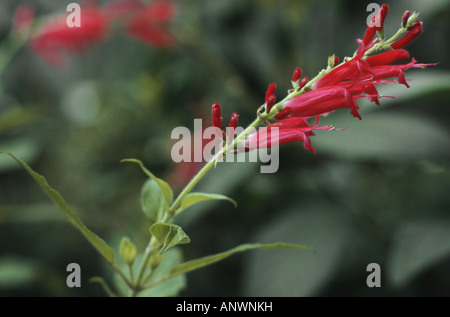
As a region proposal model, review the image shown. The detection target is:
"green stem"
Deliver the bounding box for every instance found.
[0,33,27,85]
[169,116,263,213]
[128,12,423,297]
[134,236,159,289]
[110,262,134,290]
[128,264,135,286]
[364,27,408,56]
[132,116,264,297]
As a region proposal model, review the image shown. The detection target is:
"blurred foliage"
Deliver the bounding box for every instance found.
[1,0,449,296]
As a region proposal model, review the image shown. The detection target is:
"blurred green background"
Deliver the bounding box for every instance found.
[1,0,449,296]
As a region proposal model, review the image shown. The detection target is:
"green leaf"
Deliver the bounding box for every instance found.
[90,277,117,297]
[387,219,450,287]
[169,242,312,278]
[141,178,167,222]
[175,192,237,216]
[121,158,173,204]
[175,161,258,227]
[0,138,40,172]
[0,152,115,265]
[150,223,191,254]
[242,206,350,296]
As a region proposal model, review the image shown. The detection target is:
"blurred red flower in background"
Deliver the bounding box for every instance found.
[13,4,35,32]
[28,0,176,67]
[31,6,108,67]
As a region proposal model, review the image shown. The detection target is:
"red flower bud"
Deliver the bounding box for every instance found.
[275,107,292,120]
[228,113,239,129]
[228,113,239,142]
[391,21,423,49]
[379,4,389,26]
[211,102,222,129]
[292,68,302,82]
[266,94,276,112]
[298,76,309,90]
[365,49,410,66]
[402,10,411,28]
[13,4,34,31]
[265,83,276,103]
[407,20,422,31]
[333,56,340,67]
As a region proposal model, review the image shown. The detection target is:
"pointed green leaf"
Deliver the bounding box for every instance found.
[0,152,115,265]
[169,242,312,277]
[141,178,167,222]
[175,192,237,216]
[243,206,350,296]
[90,276,117,297]
[121,158,173,204]
[150,223,191,254]
[387,219,450,287]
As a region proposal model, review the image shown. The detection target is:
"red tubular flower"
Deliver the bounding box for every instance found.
[365,49,410,66]
[357,58,430,86]
[245,117,337,154]
[246,127,314,153]
[247,4,435,155]
[270,117,317,136]
[391,21,423,49]
[312,37,431,91]
[283,86,364,120]
[31,7,109,67]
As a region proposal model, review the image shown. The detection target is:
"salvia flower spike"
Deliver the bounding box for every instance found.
[238,3,436,154]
